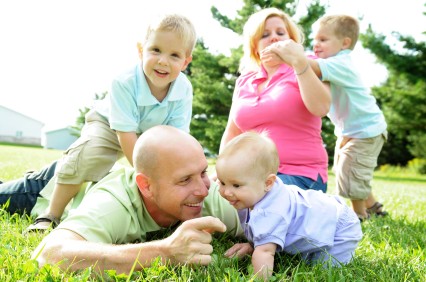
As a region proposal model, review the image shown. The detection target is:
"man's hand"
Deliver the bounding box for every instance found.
[224,242,254,258]
[163,216,226,265]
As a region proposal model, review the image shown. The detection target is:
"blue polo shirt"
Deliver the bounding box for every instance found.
[96,64,193,134]
[316,50,387,138]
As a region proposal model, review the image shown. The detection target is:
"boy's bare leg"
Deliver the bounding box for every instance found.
[351,199,368,220]
[30,183,81,229]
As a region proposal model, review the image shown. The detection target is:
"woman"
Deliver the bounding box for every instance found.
[220,8,331,192]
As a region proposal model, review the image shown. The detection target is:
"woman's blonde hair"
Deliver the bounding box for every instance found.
[240,7,304,72]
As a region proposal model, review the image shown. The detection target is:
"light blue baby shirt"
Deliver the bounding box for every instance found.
[239,179,344,254]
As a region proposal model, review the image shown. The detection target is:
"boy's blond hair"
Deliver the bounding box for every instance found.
[316,15,359,50]
[218,131,279,179]
[143,13,197,56]
[240,7,304,72]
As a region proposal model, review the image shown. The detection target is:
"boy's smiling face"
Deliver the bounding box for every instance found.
[140,30,192,97]
[313,24,348,59]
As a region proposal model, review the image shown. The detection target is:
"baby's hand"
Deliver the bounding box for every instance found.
[224,242,254,258]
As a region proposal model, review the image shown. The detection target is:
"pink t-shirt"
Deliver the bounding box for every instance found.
[231,64,328,182]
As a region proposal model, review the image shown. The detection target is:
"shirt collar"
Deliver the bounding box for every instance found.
[136,65,187,106]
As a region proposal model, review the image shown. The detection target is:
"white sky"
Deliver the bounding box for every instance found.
[1,0,424,130]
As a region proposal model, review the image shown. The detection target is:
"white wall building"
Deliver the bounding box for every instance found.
[0,105,44,146]
[42,127,79,150]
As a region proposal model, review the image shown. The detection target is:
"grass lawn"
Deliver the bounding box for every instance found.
[0,144,425,281]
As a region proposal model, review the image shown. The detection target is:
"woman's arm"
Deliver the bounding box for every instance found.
[32,217,227,274]
[262,40,331,117]
[219,113,242,153]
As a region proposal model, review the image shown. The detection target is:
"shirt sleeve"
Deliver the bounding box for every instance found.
[109,78,139,132]
[249,210,288,252]
[317,55,358,87]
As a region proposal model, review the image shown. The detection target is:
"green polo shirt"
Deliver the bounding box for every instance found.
[33,167,242,243]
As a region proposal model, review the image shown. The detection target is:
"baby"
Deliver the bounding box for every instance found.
[216,131,362,280]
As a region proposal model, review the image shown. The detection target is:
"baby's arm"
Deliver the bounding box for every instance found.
[252,243,276,281]
[116,131,138,166]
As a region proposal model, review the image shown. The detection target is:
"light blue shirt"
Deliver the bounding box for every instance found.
[239,178,345,254]
[317,50,387,138]
[96,64,193,134]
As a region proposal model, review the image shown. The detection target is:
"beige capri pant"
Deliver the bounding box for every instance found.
[333,131,387,200]
[55,110,124,185]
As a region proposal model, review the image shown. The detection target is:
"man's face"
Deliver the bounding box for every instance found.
[148,146,210,223]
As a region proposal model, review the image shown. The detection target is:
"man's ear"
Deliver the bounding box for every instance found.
[181,55,192,71]
[342,37,352,50]
[136,172,151,197]
[264,174,277,192]
[136,42,143,60]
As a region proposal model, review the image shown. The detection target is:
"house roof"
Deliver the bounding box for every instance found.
[0,105,45,126]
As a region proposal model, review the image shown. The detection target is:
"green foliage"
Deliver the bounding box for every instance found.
[320,117,337,165]
[189,41,241,152]
[70,92,108,137]
[408,158,426,175]
[360,26,426,163]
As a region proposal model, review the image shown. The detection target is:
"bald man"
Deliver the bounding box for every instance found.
[31,125,242,274]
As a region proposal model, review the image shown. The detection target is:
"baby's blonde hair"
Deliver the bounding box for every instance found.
[240,7,304,72]
[143,13,197,56]
[218,131,279,179]
[315,15,359,50]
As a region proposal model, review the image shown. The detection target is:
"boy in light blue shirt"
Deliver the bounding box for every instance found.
[216,132,362,281]
[27,13,196,231]
[309,15,388,221]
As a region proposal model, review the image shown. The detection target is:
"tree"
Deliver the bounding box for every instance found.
[360,26,426,163]
[70,92,107,137]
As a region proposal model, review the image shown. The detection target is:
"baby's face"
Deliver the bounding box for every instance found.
[216,157,268,210]
[312,25,346,59]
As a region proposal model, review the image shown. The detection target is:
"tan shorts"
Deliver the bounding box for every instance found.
[333,131,387,200]
[55,110,123,184]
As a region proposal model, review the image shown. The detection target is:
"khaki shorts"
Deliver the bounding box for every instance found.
[333,131,387,200]
[55,110,123,184]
